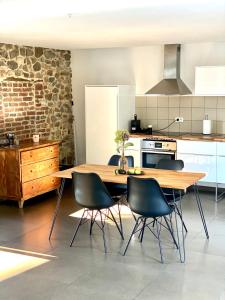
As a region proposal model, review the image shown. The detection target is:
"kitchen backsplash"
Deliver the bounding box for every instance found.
[135,96,225,134]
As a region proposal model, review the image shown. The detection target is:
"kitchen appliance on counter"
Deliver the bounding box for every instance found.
[6,133,15,145]
[130,114,141,133]
[141,138,177,168]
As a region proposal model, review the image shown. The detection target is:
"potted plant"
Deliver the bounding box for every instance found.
[114,129,133,172]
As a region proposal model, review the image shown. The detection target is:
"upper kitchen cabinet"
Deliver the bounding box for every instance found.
[195,66,225,95]
[85,85,135,165]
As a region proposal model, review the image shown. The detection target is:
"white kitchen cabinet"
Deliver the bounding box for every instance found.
[177,153,216,183]
[85,85,135,165]
[177,140,217,184]
[177,140,217,155]
[217,142,225,184]
[217,142,225,156]
[217,156,225,184]
[195,66,225,95]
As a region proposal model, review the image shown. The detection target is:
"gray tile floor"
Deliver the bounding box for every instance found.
[0,184,225,300]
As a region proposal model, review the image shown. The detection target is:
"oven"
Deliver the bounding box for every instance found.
[141,138,176,168]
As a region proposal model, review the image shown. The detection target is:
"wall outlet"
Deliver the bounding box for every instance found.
[175,117,184,123]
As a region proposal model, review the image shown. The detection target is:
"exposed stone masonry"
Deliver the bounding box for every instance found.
[0,43,74,164]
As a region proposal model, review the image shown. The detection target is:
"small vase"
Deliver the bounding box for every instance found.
[119,154,128,171]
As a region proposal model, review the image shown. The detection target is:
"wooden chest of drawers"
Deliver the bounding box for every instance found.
[0,140,60,208]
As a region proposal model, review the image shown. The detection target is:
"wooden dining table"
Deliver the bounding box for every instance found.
[48,164,208,241]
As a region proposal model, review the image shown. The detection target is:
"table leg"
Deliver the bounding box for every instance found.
[178,190,186,262]
[194,183,209,239]
[172,189,185,263]
[48,178,66,240]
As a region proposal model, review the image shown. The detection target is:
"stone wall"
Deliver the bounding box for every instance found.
[0,43,74,164]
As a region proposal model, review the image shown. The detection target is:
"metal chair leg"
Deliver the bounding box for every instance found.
[99,210,107,253]
[70,209,86,247]
[108,208,124,240]
[140,218,146,243]
[155,218,164,263]
[117,203,124,237]
[123,217,141,256]
[89,210,98,235]
[163,216,179,249]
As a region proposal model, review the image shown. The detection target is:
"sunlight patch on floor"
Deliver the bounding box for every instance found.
[69,204,133,222]
[0,247,54,282]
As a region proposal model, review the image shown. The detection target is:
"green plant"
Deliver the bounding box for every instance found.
[114,129,133,154]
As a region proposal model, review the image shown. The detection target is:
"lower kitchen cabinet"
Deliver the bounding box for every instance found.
[0,140,60,208]
[177,140,217,184]
[177,153,217,183]
[177,140,225,193]
[217,156,225,184]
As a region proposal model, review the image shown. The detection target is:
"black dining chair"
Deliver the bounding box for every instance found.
[123,176,181,263]
[105,154,134,233]
[155,159,187,233]
[70,172,124,253]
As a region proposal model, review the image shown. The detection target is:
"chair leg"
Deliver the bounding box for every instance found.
[117,203,124,237]
[99,210,107,253]
[89,210,94,235]
[70,209,86,247]
[155,218,164,263]
[123,217,141,256]
[89,210,98,235]
[163,216,179,249]
[140,217,146,243]
[108,208,124,240]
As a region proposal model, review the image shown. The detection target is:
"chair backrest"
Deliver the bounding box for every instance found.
[156,159,184,171]
[127,176,172,217]
[72,172,114,209]
[108,155,134,167]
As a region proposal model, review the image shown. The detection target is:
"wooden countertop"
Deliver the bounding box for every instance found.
[52,164,205,190]
[0,140,60,151]
[130,133,225,142]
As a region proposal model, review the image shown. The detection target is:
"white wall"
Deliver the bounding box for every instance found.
[71,43,225,163]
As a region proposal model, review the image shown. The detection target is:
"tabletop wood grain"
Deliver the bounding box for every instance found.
[52,164,205,190]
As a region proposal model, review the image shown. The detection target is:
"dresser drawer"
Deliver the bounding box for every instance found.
[21,158,59,182]
[22,175,60,199]
[21,145,59,165]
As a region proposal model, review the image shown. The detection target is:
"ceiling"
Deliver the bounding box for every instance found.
[0,0,225,50]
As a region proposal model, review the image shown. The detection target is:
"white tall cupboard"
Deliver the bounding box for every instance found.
[85,85,135,165]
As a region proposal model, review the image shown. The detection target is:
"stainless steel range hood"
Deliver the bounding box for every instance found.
[146,44,191,95]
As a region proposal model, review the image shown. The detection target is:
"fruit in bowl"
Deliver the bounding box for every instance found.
[127,168,144,175]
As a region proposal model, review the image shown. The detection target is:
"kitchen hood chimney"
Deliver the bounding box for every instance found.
[146,44,191,95]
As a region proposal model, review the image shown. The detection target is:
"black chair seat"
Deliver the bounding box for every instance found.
[105,183,127,197]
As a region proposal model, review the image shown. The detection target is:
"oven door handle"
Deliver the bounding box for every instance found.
[141,150,175,155]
